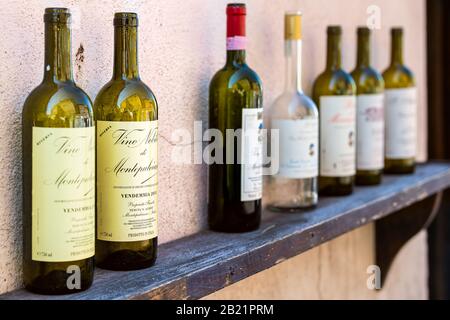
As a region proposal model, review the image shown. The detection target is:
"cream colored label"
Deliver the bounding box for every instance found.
[356,94,385,170]
[272,118,319,179]
[32,127,95,262]
[385,88,417,159]
[97,121,158,242]
[320,96,357,177]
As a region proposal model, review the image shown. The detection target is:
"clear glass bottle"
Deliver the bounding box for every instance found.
[266,12,319,211]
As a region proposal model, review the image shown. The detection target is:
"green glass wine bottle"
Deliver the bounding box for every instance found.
[94,13,158,270]
[351,27,385,186]
[313,26,357,196]
[208,4,263,233]
[22,8,95,294]
[383,28,417,174]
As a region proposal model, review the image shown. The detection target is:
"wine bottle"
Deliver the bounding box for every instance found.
[351,27,385,185]
[208,4,263,233]
[266,12,319,211]
[94,13,158,270]
[22,8,95,294]
[383,28,417,174]
[312,26,357,196]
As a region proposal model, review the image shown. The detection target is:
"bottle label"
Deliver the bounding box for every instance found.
[272,119,319,179]
[356,94,385,170]
[320,96,357,177]
[97,121,158,242]
[385,88,417,159]
[32,127,95,262]
[227,36,247,51]
[241,108,263,202]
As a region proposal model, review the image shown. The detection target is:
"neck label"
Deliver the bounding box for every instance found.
[227,36,247,51]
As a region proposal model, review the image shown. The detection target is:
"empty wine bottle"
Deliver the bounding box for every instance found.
[383,28,417,174]
[22,8,95,294]
[351,27,385,185]
[313,26,357,196]
[208,4,263,232]
[94,13,158,271]
[266,12,319,211]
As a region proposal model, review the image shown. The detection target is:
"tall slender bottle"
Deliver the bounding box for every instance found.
[208,4,263,233]
[351,27,385,185]
[266,12,319,211]
[313,26,357,196]
[22,8,95,294]
[94,13,158,270]
[383,28,416,174]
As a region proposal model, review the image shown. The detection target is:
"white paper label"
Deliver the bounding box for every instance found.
[272,119,319,179]
[241,108,263,202]
[356,94,385,170]
[320,96,356,177]
[385,88,417,159]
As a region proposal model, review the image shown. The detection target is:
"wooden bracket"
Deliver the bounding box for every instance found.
[375,191,443,287]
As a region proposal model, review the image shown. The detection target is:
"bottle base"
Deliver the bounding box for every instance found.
[356,171,382,186]
[319,185,353,197]
[96,249,157,271]
[319,177,354,197]
[25,270,93,295]
[385,159,416,174]
[268,202,317,213]
[384,166,416,175]
[209,221,261,234]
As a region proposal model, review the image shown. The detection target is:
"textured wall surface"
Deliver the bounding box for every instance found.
[0,0,427,297]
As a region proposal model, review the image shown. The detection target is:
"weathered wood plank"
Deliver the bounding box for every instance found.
[2,162,450,300]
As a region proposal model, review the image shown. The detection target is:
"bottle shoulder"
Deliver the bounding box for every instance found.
[95,79,157,105]
[382,64,415,88]
[313,68,356,97]
[210,64,262,92]
[94,78,158,121]
[351,66,385,94]
[23,81,94,127]
[268,91,318,120]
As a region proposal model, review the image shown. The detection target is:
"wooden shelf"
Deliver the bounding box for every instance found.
[2,162,450,300]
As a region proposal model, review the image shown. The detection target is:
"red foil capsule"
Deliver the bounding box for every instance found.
[226,4,246,50]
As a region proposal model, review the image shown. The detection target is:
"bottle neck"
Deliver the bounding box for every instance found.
[356,34,370,68]
[391,33,404,66]
[43,22,73,83]
[226,10,246,66]
[284,39,302,92]
[226,50,246,65]
[326,34,342,70]
[113,26,139,80]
